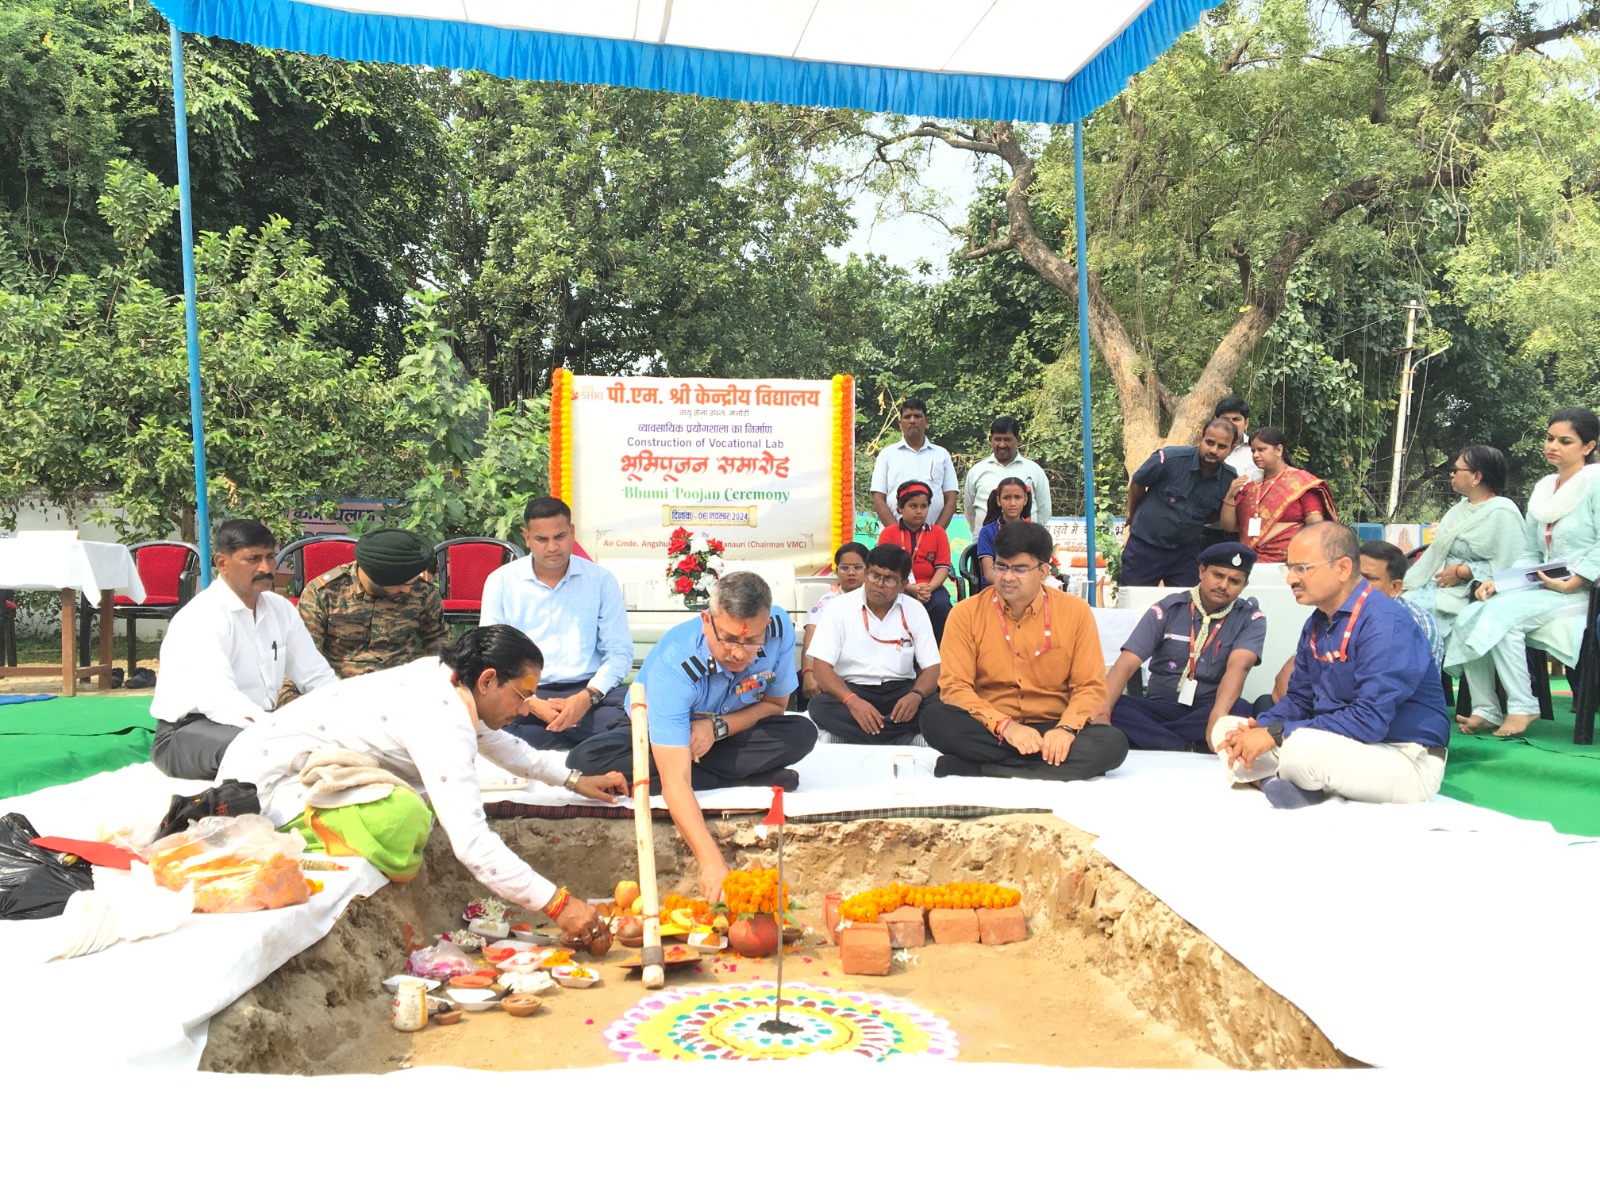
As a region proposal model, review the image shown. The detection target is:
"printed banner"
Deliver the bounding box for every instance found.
[550,372,853,576]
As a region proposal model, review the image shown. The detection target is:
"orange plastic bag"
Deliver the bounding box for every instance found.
[146,814,311,914]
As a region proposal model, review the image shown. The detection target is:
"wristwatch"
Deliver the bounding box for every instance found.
[585,686,604,705]
[711,714,730,741]
[1056,722,1082,736]
[1267,721,1285,748]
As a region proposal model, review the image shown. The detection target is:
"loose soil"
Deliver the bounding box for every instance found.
[201,814,1346,1075]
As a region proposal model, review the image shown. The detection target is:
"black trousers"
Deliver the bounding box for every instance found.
[504,680,629,750]
[809,678,923,745]
[566,714,818,790]
[919,695,1129,781]
[1119,534,1201,588]
[151,714,241,780]
[1110,694,1253,751]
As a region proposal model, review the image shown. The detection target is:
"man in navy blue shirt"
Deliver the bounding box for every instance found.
[1095,542,1266,750]
[1214,523,1450,808]
[566,571,817,900]
[1122,419,1239,586]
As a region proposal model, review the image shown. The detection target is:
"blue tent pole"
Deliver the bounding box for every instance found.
[170,23,213,586]
[1074,121,1098,606]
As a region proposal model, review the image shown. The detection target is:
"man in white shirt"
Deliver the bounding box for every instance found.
[478,496,633,749]
[150,519,336,779]
[962,416,1054,534]
[870,397,959,529]
[1216,395,1261,484]
[807,545,941,745]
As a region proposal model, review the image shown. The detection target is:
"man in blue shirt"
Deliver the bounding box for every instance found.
[566,571,818,900]
[1122,419,1240,586]
[1095,542,1267,750]
[1215,523,1450,808]
[479,497,633,749]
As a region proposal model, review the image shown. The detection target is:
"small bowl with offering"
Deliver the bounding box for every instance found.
[551,965,601,989]
[467,918,510,941]
[432,1005,463,1026]
[500,993,544,1017]
[445,987,501,1012]
[511,925,556,945]
[689,930,727,955]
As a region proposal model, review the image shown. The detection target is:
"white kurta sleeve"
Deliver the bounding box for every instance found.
[407,725,558,911]
[477,727,576,788]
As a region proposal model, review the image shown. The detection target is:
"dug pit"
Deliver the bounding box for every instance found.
[200,813,1347,1074]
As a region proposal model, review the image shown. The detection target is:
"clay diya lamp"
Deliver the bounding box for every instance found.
[432,1007,463,1026]
[500,993,544,1017]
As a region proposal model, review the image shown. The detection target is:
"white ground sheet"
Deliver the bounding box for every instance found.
[4,746,1596,1074]
[0,763,386,1069]
[10,1059,1594,1196]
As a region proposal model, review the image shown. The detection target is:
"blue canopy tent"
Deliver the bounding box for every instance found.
[148,0,1215,589]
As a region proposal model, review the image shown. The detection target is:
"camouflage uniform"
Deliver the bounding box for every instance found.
[297,562,450,678]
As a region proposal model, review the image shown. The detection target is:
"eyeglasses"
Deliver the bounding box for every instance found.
[505,679,536,705]
[992,561,1043,578]
[1448,465,1474,474]
[835,562,866,574]
[864,570,904,587]
[1284,560,1332,577]
[706,618,766,651]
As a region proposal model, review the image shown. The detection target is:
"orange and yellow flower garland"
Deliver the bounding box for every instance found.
[831,374,855,551]
[721,867,791,918]
[837,881,1021,924]
[548,367,575,506]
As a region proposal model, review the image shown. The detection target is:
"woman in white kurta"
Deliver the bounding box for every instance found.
[1445,408,1600,737]
[1402,444,1525,653]
[218,626,626,940]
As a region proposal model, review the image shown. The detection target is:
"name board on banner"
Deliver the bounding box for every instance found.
[548,371,854,577]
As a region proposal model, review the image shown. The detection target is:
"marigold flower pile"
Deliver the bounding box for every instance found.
[660,892,714,924]
[837,882,1021,924]
[720,868,790,917]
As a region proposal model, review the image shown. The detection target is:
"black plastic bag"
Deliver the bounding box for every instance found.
[154,780,261,842]
[0,812,93,920]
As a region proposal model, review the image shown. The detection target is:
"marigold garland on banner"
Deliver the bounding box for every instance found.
[830,374,855,550]
[837,881,1022,924]
[720,867,791,919]
[548,367,574,505]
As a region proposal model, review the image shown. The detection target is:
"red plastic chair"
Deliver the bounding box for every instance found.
[113,541,200,671]
[274,535,358,602]
[434,538,521,624]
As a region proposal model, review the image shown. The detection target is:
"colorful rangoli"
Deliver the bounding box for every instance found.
[603,982,958,1062]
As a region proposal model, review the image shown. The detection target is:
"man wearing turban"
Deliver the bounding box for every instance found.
[297,527,450,678]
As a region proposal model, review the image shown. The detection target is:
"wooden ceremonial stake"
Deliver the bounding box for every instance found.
[756,787,800,1036]
[629,683,665,989]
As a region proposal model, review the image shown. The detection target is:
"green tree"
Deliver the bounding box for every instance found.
[0,162,413,541]
[867,0,1600,487]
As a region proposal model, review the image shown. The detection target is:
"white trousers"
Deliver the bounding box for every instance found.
[1210,716,1447,806]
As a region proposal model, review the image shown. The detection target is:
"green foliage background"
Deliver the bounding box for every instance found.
[3,0,1599,545]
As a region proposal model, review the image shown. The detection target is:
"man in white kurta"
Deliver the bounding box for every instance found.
[961,416,1054,534]
[218,655,623,916]
[151,519,336,780]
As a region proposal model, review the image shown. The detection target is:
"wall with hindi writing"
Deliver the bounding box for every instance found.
[561,376,846,576]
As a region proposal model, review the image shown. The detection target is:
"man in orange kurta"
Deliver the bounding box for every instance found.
[920,522,1130,780]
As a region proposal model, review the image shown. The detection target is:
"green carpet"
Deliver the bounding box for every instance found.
[0,695,156,801]
[1441,689,1600,838]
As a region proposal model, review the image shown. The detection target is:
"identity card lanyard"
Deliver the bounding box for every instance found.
[862,603,913,647]
[993,591,1051,657]
[1309,583,1371,664]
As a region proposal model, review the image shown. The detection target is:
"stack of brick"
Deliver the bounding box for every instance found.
[840,904,1027,974]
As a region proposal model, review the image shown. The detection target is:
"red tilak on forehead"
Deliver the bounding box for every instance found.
[738,621,748,636]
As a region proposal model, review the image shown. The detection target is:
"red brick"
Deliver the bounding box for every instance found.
[822,893,843,945]
[927,908,980,943]
[881,905,926,949]
[977,905,1027,945]
[839,923,892,975]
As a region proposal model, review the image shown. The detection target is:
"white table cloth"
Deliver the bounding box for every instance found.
[0,532,146,602]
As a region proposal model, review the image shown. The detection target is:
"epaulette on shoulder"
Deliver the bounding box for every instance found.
[678,654,710,683]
